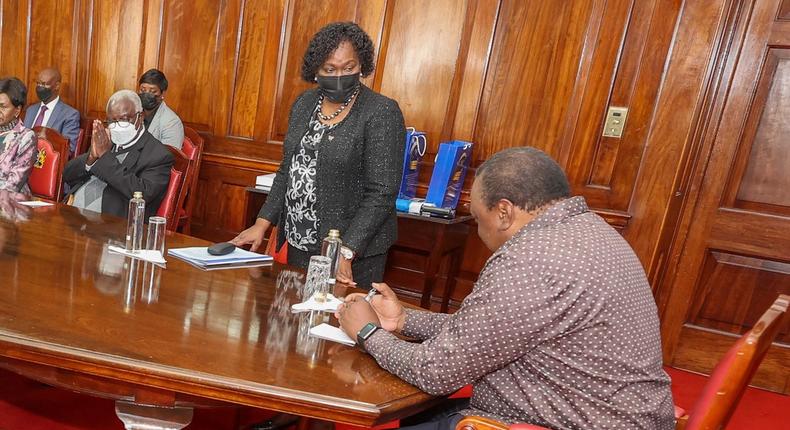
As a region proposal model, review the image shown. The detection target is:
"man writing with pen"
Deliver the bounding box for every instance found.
[336,147,674,430]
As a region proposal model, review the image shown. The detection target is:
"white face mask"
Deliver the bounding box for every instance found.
[108,119,141,146]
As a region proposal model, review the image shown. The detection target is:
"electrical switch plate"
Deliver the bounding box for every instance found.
[602,106,628,138]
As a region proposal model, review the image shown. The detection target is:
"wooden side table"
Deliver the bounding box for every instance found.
[244,187,472,312]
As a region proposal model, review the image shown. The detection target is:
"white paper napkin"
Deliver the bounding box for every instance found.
[108,245,167,265]
[291,293,343,312]
[309,323,355,346]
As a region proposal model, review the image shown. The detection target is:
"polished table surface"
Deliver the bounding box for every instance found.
[0,200,438,426]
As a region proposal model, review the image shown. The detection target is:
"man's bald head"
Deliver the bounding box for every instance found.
[38,68,61,83]
[35,68,62,102]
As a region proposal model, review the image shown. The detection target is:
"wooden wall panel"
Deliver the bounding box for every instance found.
[0,0,31,82]
[474,0,596,162]
[448,0,500,142]
[26,0,77,99]
[376,0,468,150]
[228,0,284,140]
[191,161,265,242]
[84,0,145,118]
[157,0,224,131]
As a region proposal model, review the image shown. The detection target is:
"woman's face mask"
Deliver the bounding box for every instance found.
[138,92,161,110]
[316,73,360,103]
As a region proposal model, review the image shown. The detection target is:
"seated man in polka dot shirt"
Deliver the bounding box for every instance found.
[338,147,675,430]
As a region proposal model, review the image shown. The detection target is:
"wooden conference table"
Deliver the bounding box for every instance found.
[0,201,439,429]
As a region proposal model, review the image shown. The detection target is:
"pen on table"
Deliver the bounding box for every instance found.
[364,288,378,303]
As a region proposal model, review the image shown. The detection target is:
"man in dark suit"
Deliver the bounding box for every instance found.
[23,68,81,155]
[64,90,173,219]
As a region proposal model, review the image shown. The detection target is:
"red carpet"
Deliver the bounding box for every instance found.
[0,368,787,429]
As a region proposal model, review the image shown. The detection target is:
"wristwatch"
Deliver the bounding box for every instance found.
[340,246,355,261]
[356,322,380,351]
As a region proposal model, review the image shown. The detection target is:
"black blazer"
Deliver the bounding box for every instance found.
[258,85,406,258]
[63,131,173,219]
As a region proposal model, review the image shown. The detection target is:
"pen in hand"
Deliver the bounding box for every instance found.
[364,288,378,303]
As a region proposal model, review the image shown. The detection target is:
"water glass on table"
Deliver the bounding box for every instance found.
[146,216,167,255]
[304,255,332,303]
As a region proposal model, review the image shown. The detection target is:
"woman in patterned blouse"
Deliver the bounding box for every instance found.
[232,22,406,289]
[0,77,36,194]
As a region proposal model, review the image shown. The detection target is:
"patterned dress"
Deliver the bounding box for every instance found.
[0,120,37,194]
[284,104,338,251]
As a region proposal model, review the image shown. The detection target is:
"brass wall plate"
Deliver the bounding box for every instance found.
[603,106,628,138]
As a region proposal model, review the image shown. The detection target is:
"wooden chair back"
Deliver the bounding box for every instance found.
[155,146,190,231]
[29,126,69,201]
[176,126,204,234]
[457,416,548,430]
[75,117,94,157]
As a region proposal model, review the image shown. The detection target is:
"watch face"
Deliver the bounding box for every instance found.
[340,247,353,259]
[358,323,378,340]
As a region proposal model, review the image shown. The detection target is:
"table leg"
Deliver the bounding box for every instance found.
[420,227,447,309]
[441,249,463,313]
[115,401,194,430]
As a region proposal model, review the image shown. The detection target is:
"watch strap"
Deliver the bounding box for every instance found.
[356,322,379,350]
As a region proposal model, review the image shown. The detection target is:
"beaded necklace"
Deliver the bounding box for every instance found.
[317,86,360,122]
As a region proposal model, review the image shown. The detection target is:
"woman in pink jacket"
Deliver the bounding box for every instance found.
[0,77,36,194]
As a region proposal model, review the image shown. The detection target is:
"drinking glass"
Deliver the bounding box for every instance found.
[304,255,332,302]
[146,216,167,254]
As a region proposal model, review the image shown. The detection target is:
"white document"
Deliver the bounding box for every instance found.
[309,323,356,346]
[18,200,54,207]
[108,245,167,264]
[168,247,272,266]
[256,173,276,188]
[291,293,343,313]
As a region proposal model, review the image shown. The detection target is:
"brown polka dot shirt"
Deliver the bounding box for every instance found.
[364,197,675,429]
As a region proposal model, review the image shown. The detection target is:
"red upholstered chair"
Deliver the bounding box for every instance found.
[29,126,69,201]
[264,226,288,264]
[676,294,789,430]
[156,146,190,231]
[456,295,790,430]
[175,126,204,234]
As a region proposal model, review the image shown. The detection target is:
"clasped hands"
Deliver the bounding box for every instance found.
[335,282,406,341]
[87,119,112,165]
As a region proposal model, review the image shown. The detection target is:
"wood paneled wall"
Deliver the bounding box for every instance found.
[6,1,783,387]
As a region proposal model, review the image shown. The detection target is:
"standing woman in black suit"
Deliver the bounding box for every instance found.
[232,22,405,289]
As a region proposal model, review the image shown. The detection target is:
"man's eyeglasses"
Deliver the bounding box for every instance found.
[103,112,141,127]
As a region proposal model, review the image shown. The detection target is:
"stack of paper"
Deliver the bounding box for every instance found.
[168,247,272,270]
[255,173,276,191]
[108,246,167,265]
[309,323,355,346]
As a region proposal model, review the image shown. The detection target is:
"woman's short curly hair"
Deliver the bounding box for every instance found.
[301,22,375,82]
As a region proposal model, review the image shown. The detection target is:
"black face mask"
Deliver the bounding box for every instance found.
[316,73,360,103]
[139,92,161,110]
[36,86,53,103]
